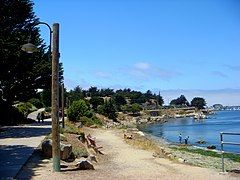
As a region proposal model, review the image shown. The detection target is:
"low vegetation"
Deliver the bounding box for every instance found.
[170,146,240,163]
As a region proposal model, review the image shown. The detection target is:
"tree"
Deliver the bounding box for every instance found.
[99,88,114,97]
[191,97,206,109]
[89,96,104,111]
[121,103,142,115]
[130,103,142,115]
[0,0,63,104]
[88,86,99,97]
[67,86,84,103]
[170,95,189,107]
[67,100,90,121]
[156,91,164,107]
[98,99,117,120]
[113,94,127,111]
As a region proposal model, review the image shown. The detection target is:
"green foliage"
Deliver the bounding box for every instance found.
[131,103,142,114]
[67,100,90,121]
[28,98,43,109]
[89,96,104,111]
[16,102,34,118]
[99,88,114,97]
[0,101,26,125]
[157,91,164,106]
[45,107,51,112]
[191,97,206,109]
[171,147,240,163]
[122,103,142,114]
[40,89,51,107]
[72,146,89,158]
[88,86,99,97]
[67,86,84,103]
[113,94,127,111]
[170,95,190,107]
[79,116,103,126]
[0,0,63,104]
[61,120,83,135]
[98,99,117,120]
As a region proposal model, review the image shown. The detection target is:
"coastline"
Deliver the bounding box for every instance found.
[123,126,240,172]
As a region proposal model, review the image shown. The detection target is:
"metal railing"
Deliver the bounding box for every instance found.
[220,132,240,172]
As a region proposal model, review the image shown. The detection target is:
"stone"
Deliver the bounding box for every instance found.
[178,158,186,163]
[60,143,72,160]
[90,125,98,128]
[88,155,97,162]
[41,139,72,160]
[41,139,52,158]
[76,160,94,170]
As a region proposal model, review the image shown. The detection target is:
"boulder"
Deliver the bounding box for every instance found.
[60,143,72,160]
[178,158,186,163]
[41,139,72,160]
[76,160,94,170]
[42,139,52,158]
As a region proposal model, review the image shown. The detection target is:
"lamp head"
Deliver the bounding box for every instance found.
[21,42,38,53]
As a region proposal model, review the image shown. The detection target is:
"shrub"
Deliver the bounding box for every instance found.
[45,107,51,113]
[97,99,117,120]
[16,102,34,118]
[28,98,44,109]
[79,116,103,127]
[0,101,35,125]
[67,100,90,121]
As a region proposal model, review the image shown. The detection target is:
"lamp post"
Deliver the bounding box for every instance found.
[22,22,61,172]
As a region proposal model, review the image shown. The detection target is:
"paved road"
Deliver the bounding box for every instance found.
[0,110,51,179]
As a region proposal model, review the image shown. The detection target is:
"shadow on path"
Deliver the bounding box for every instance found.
[0,145,35,178]
[0,123,51,139]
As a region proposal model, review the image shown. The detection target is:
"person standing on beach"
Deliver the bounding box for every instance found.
[179,133,182,144]
[184,136,189,145]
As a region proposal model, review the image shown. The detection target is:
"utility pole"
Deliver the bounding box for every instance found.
[51,23,60,172]
[61,83,65,128]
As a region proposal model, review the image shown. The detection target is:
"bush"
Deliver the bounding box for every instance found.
[67,100,91,121]
[28,98,44,109]
[97,99,117,120]
[45,107,51,113]
[16,102,34,118]
[79,116,103,126]
[0,101,34,125]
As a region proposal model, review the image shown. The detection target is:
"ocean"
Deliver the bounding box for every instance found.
[139,110,240,153]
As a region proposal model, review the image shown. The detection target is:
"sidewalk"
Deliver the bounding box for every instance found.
[0,111,51,179]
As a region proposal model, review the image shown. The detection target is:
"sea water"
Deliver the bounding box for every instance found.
[139,110,240,153]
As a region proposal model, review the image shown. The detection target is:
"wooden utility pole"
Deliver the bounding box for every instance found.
[51,23,60,172]
[61,83,65,128]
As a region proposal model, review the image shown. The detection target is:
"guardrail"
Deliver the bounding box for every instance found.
[220,132,240,172]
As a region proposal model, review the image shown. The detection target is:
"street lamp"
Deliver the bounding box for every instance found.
[22,22,61,172]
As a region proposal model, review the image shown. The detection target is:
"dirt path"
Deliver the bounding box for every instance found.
[18,128,238,180]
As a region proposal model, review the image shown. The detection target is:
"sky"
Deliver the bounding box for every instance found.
[33,0,240,106]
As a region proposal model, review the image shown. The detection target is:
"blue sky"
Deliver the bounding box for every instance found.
[33,0,240,106]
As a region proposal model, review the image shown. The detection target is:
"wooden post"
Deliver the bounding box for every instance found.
[51,23,60,172]
[61,83,65,128]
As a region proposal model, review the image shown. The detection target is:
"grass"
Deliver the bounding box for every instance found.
[125,135,160,152]
[60,120,83,135]
[72,146,89,158]
[45,133,67,141]
[170,146,240,163]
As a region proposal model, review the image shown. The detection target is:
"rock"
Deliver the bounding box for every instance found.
[136,131,145,136]
[178,158,186,163]
[90,125,98,128]
[42,139,52,158]
[76,160,94,170]
[60,143,72,160]
[207,145,216,149]
[88,155,97,162]
[41,139,72,160]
